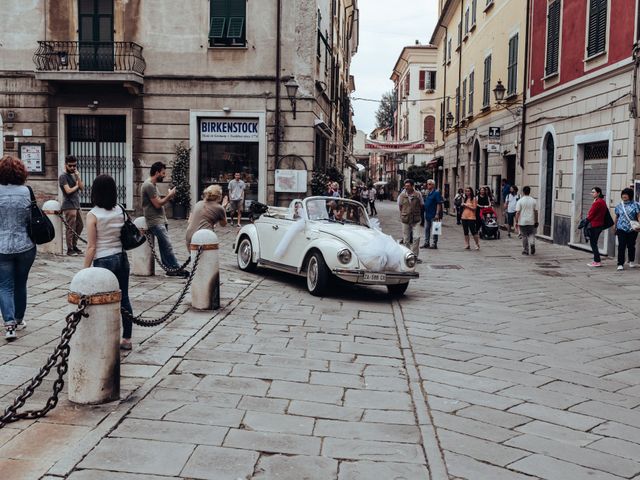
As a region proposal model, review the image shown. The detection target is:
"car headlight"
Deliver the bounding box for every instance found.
[337,249,352,264]
[405,253,417,268]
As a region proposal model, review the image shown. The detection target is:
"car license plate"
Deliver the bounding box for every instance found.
[363,273,386,282]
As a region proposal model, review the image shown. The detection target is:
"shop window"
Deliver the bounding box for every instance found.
[209,0,246,47]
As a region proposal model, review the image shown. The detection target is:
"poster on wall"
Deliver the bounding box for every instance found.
[18,143,45,175]
[200,119,259,142]
[275,169,308,193]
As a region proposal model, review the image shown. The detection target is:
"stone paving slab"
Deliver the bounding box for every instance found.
[1,202,640,479]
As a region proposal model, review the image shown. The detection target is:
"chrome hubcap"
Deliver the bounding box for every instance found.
[239,240,251,267]
[308,257,318,289]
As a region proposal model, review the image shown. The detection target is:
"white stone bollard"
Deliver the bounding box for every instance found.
[41,200,63,255]
[190,229,220,310]
[67,267,121,404]
[132,217,154,276]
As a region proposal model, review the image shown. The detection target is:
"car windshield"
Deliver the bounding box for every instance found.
[305,198,369,227]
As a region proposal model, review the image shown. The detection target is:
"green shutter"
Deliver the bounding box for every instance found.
[508,34,518,95]
[587,0,607,57]
[210,0,245,45]
[209,17,226,39]
[546,0,560,75]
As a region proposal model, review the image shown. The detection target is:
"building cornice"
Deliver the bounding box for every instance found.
[429,0,460,45]
[527,57,634,106]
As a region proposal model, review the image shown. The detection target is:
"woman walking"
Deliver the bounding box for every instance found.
[186,184,228,247]
[614,187,640,271]
[83,174,134,350]
[368,184,378,216]
[461,187,480,250]
[586,187,608,267]
[0,155,37,341]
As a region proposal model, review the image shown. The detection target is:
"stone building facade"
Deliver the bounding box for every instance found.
[0,0,359,210]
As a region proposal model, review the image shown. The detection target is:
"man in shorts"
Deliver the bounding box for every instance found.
[228,172,246,227]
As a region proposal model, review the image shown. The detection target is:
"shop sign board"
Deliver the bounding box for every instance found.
[200,119,259,142]
[275,169,308,193]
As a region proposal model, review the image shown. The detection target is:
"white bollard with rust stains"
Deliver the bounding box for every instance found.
[41,200,63,255]
[67,267,121,404]
[132,216,154,276]
[190,229,220,310]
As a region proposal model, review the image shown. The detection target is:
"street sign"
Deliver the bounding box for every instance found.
[487,143,501,153]
[488,127,501,140]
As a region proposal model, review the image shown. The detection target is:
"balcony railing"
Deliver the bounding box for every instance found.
[33,41,146,75]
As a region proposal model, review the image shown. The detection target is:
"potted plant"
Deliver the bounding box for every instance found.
[171,142,191,219]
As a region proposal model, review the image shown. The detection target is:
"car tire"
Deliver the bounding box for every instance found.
[306,252,329,296]
[387,282,409,296]
[237,237,257,272]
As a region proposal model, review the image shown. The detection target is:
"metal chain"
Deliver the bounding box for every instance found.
[0,297,90,429]
[58,213,88,244]
[121,247,203,327]
[144,233,191,274]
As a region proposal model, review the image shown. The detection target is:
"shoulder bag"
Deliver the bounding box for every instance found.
[621,203,640,232]
[26,186,55,245]
[602,207,615,230]
[119,205,146,250]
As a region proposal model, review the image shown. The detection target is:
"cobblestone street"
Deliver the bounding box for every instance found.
[2,201,640,479]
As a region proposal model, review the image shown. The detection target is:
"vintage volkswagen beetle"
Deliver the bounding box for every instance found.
[232,197,419,296]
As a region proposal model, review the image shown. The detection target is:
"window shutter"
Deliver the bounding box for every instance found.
[587,0,607,57]
[404,73,410,96]
[469,71,474,114]
[472,0,477,24]
[465,9,469,33]
[440,101,445,131]
[419,70,426,90]
[507,34,518,95]
[483,55,491,107]
[430,71,437,90]
[424,116,436,142]
[462,78,467,117]
[545,0,560,75]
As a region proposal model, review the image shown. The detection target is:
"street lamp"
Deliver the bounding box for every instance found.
[284,77,299,119]
[446,112,454,129]
[493,80,506,103]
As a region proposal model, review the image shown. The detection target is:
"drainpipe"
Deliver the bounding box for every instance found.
[456,1,463,182]
[520,0,531,172]
[275,0,282,179]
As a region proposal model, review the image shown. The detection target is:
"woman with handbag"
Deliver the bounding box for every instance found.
[586,187,609,267]
[83,174,134,350]
[0,155,37,341]
[613,187,640,271]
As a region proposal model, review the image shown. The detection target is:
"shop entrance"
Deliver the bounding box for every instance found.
[198,118,259,208]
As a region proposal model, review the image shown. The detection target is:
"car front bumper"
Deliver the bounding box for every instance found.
[332,268,419,285]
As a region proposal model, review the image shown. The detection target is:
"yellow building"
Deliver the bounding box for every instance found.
[431,0,528,202]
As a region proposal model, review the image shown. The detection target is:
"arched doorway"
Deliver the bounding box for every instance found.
[473,140,480,190]
[542,133,555,237]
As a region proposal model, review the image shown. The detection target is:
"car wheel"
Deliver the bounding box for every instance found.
[387,282,409,296]
[237,237,257,272]
[306,252,329,296]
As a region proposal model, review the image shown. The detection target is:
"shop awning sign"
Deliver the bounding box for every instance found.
[200,119,259,142]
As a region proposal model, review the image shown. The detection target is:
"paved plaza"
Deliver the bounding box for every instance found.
[1,201,640,479]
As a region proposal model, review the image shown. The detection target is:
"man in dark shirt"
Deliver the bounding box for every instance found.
[58,155,84,256]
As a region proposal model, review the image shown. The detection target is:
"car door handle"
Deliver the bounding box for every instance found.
[272,225,279,230]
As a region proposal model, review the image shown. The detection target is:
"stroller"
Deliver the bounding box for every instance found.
[478,206,501,239]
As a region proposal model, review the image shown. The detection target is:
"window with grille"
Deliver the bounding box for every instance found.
[424,116,436,142]
[483,55,491,107]
[468,71,475,115]
[507,34,518,96]
[545,0,561,76]
[584,141,609,159]
[209,0,246,47]
[462,78,467,117]
[587,0,607,57]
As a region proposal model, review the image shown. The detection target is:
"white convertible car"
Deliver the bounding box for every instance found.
[232,196,419,296]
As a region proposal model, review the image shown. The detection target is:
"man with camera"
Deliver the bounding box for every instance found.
[59,155,84,256]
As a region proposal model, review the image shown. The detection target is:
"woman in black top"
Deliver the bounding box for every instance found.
[476,186,491,230]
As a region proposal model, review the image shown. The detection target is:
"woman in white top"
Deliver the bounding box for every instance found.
[503,185,519,237]
[83,174,133,350]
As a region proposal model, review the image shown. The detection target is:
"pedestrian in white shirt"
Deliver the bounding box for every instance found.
[515,186,538,255]
[227,172,246,227]
[504,185,519,238]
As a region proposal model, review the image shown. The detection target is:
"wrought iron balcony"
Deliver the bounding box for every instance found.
[33,41,146,87]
